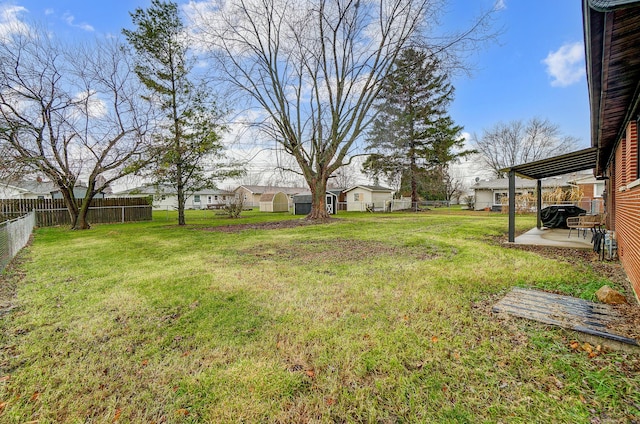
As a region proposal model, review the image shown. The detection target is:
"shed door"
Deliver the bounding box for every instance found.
[326,194,334,214]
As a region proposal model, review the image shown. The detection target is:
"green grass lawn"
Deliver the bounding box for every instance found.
[0,209,638,423]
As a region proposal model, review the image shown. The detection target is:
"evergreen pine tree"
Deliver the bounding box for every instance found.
[363,48,470,203]
[123,0,239,225]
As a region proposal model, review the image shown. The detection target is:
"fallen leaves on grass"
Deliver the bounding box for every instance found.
[0,375,10,382]
[568,340,602,358]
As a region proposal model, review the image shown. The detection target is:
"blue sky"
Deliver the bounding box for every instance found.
[0,0,592,184]
[446,0,590,148]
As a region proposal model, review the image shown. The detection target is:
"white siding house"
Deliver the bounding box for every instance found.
[112,185,235,210]
[0,180,57,199]
[472,175,574,211]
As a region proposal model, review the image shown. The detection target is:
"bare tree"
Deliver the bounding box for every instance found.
[0,26,152,229]
[471,117,580,178]
[189,0,496,219]
[239,172,265,186]
[329,163,358,190]
[442,167,464,203]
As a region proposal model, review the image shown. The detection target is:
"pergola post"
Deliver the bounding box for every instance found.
[536,179,542,229]
[508,169,516,242]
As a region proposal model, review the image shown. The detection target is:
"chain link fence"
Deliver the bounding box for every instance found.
[0,211,35,272]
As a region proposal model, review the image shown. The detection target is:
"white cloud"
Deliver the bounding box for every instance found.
[74,90,107,119]
[62,12,94,32]
[0,4,29,40]
[494,0,506,11]
[542,41,585,87]
[458,131,473,152]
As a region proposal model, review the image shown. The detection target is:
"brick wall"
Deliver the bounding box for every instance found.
[611,121,640,300]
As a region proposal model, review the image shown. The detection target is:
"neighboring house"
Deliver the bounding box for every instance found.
[234,185,307,208]
[584,0,640,299]
[344,185,394,211]
[472,175,575,211]
[111,184,174,210]
[51,182,105,200]
[259,192,289,212]
[112,185,235,210]
[191,189,235,209]
[0,179,107,201]
[0,179,57,199]
[570,173,605,214]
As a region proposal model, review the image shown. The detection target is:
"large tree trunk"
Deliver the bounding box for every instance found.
[76,197,94,230]
[58,185,80,230]
[176,160,186,226]
[410,155,419,204]
[76,182,97,230]
[177,185,185,226]
[307,176,330,220]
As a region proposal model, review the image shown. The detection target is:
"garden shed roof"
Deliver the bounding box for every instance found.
[259,192,278,202]
[344,185,393,193]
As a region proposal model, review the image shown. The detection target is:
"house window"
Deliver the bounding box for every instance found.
[494,192,507,205]
[214,195,218,201]
[207,196,213,203]
[194,195,200,203]
[37,196,44,200]
[354,193,361,201]
[594,183,605,198]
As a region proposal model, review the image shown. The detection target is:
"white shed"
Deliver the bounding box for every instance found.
[344,185,394,212]
[259,191,289,212]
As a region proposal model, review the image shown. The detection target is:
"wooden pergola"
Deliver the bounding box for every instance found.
[501,147,598,242]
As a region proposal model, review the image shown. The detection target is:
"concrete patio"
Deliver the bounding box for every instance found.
[513,227,595,249]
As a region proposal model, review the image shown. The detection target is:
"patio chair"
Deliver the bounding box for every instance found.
[567,213,605,239]
[566,213,587,238]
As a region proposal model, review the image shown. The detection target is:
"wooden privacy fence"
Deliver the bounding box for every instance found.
[0,198,152,227]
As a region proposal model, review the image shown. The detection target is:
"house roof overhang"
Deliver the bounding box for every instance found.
[500,147,598,180]
[584,0,640,175]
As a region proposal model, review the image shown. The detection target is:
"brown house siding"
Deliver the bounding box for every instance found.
[610,121,640,299]
[580,183,594,199]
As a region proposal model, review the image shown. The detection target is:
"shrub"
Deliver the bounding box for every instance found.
[224,196,244,218]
